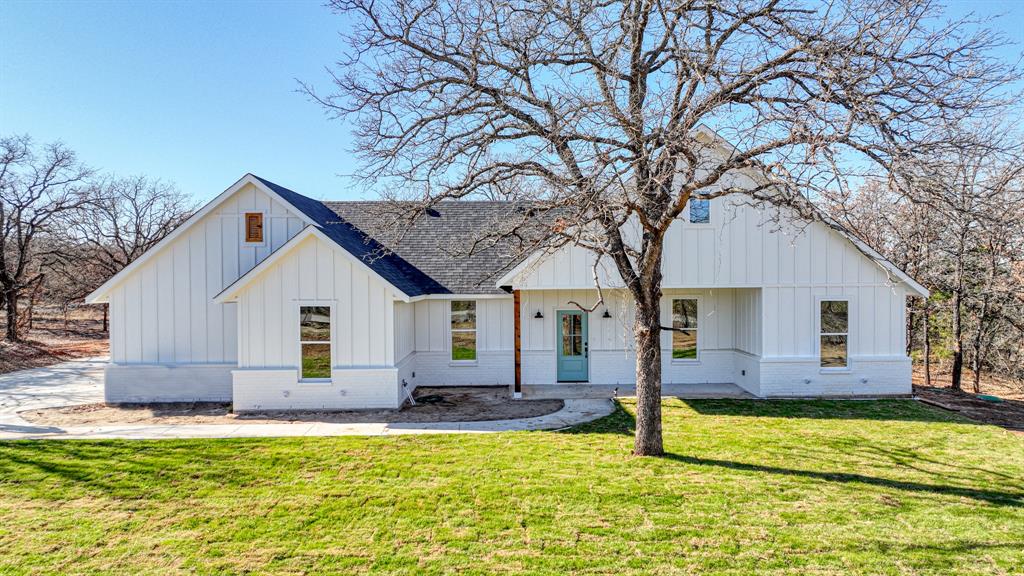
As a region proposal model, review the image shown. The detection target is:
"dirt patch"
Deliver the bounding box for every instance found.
[1,307,109,374]
[914,386,1024,433]
[19,386,564,426]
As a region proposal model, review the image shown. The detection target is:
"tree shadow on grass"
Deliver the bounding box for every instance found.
[0,438,277,498]
[681,398,977,424]
[662,452,1024,508]
[558,399,636,436]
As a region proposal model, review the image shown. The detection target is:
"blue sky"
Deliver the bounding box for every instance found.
[2,1,1022,203]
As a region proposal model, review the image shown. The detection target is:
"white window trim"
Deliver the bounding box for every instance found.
[295,300,335,384]
[242,211,267,247]
[449,300,478,366]
[815,296,853,373]
[668,295,702,364]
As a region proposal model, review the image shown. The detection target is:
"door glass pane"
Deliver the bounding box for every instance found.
[820,335,847,367]
[571,314,581,335]
[452,331,476,361]
[562,330,571,356]
[300,306,330,341]
[301,343,331,379]
[572,335,583,356]
[820,301,848,333]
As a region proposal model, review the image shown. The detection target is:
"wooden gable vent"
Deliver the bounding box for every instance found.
[245,212,264,243]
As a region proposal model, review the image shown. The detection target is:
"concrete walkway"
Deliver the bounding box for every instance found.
[0,358,614,440]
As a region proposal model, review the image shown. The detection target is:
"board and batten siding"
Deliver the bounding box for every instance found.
[236,234,395,369]
[514,198,902,291]
[511,198,910,359]
[106,183,307,365]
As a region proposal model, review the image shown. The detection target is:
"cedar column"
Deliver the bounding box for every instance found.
[513,289,522,398]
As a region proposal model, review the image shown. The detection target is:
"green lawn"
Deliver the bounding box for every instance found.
[1,399,1022,575]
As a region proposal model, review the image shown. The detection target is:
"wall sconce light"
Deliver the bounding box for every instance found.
[602,309,612,318]
[534,310,544,319]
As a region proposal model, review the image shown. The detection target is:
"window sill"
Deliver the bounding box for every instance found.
[671,358,701,365]
[819,367,852,375]
[298,378,332,386]
[449,361,479,367]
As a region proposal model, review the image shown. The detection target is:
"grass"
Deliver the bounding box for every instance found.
[1,399,1022,575]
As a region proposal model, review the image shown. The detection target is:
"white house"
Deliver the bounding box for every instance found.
[86,164,927,411]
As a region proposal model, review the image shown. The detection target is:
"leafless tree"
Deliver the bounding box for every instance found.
[48,175,195,330]
[308,0,1017,455]
[832,119,1024,393]
[0,135,93,342]
[894,122,1023,391]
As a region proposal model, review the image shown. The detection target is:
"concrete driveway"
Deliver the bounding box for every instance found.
[0,358,613,440]
[0,357,107,436]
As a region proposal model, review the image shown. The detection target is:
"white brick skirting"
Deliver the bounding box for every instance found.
[399,351,513,387]
[232,367,401,412]
[105,363,234,403]
[757,356,912,397]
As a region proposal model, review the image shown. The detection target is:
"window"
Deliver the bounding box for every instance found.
[299,306,331,379]
[451,300,477,361]
[245,212,264,243]
[820,300,849,368]
[689,198,710,224]
[671,298,698,359]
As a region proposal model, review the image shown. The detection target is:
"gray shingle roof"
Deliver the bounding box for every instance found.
[325,201,531,295]
[253,176,448,297]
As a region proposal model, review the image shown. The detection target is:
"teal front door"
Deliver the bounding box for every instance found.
[556,310,588,382]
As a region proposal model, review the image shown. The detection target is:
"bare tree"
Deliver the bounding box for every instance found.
[48,175,195,330]
[895,122,1023,391]
[0,135,93,342]
[309,0,1016,455]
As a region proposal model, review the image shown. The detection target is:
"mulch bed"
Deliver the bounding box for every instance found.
[20,386,564,427]
[914,385,1024,433]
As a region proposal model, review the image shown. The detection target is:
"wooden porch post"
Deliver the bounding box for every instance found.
[513,289,522,398]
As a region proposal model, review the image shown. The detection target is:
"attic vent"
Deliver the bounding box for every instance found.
[425,208,441,217]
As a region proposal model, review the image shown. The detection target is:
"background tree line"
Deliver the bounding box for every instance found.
[825,120,1024,392]
[0,134,194,342]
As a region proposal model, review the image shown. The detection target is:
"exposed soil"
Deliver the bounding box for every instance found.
[913,366,1024,433]
[19,386,564,426]
[0,307,109,374]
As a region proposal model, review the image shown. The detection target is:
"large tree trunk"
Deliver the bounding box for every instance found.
[923,300,932,387]
[103,304,109,333]
[633,294,664,456]
[950,289,963,392]
[970,301,990,394]
[3,288,20,342]
[906,302,915,357]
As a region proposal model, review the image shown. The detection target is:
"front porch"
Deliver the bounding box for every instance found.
[522,382,755,400]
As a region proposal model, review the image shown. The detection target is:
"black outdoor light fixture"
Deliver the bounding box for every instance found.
[602,309,612,318]
[534,310,544,319]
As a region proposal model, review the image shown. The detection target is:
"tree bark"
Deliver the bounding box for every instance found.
[633,294,664,456]
[950,288,963,392]
[103,304,109,333]
[3,288,19,342]
[923,300,932,387]
[970,301,990,394]
[906,303,915,357]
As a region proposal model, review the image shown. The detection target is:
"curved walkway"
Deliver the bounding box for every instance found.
[0,358,614,440]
